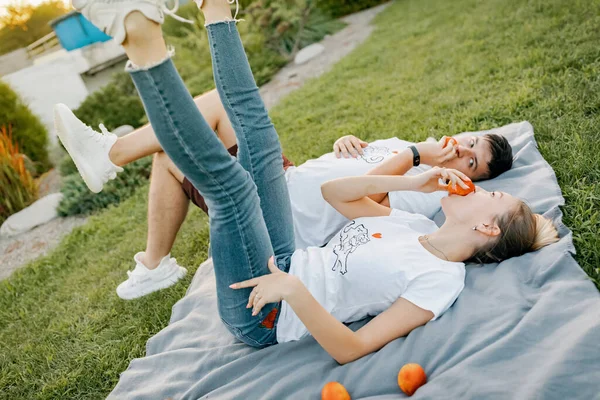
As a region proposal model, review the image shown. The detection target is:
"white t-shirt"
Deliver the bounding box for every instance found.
[284,138,447,249]
[276,209,465,343]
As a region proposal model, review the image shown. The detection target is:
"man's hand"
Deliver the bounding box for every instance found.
[415,136,458,166]
[334,135,369,159]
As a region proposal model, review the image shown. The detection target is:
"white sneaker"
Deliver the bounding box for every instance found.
[116,252,187,300]
[72,0,192,45]
[54,104,123,193]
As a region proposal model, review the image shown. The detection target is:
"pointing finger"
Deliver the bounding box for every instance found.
[230,279,258,289]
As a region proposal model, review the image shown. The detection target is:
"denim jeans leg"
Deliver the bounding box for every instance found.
[206,21,296,259]
[128,57,278,346]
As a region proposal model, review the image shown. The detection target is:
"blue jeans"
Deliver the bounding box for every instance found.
[128,22,295,347]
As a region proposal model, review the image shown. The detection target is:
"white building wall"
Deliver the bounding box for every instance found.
[2,40,126,143]
[3,58,89,143]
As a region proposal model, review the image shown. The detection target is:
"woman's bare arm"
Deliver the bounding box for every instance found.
[321,166,468,221]
[365,149,414,203]
[286,281,432,364]
[321,174,417,220]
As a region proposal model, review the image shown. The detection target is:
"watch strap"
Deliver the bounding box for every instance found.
[409,145,420,166]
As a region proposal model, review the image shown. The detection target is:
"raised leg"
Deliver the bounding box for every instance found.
[109,89,236,166]
[123,11,288,346]
[206,16,295,258]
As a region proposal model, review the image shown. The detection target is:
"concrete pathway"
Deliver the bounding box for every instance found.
[260,3,389,110]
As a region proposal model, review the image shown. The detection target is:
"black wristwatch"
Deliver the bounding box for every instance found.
[408,145,420,167]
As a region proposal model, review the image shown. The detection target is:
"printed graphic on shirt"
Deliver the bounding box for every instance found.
[332,221,370,275]
[357,146,391,164]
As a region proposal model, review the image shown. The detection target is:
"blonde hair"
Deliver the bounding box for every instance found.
[471,201,559,264]
[532,214,560,251]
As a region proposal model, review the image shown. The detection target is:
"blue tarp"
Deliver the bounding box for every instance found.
[50,11,111,51]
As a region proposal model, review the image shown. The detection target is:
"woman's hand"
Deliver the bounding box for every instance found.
[334,135,369,158]
[230,256,299,316]
[410,166,471,193]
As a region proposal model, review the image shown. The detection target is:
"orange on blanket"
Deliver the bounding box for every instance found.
[398,363,427,396]
[322,382,351,400]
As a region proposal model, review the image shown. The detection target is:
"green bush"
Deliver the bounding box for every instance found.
[58,153,78,177]
[245,0,345,59]
[0,80,51,175]
[57,157,152,217]
[317,0,389,18]
[167,12,288,96]
[73,72,146,130]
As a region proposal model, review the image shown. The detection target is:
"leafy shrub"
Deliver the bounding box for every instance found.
[0,125,38,224]
[167,13,288,96]
[58,153,78,177]
[57,156,152,217]
[245,0,345,59]
[0,80,51,175]
[74,72,146,130]
[317,0,389,18]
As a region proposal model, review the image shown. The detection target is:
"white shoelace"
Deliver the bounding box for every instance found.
[125,270,141,285]
[163,0,195,24]
[83,123,110,143]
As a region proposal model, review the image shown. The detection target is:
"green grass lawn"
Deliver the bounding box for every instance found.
[1,0,599,398]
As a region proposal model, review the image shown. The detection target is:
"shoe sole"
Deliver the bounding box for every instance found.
[54,105,104,193]
[117,267,187,300]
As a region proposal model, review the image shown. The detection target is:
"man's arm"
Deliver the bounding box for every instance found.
[365,141,458,204]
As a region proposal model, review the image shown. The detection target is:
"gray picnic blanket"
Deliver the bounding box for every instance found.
[109,122,600,400]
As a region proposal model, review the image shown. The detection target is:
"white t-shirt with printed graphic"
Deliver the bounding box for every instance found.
[276,209,465,343]
[284,138,447,250]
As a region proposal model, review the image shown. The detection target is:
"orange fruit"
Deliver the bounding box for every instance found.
[398,363,427,396]
[444,137,458,148]
[321,382,351,400]
[447,179,475,196]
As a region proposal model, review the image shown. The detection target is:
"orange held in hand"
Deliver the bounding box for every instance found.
[322,382,351,400]
[447,179,475,196]
[444,136,458,148]
[398,363,427,396]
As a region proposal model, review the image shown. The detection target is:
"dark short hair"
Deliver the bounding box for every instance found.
[481,133,513,180]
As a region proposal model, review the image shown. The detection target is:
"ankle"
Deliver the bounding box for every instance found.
[141,253,163,270]
[123,12,168,66]
[201,0,234,24]
[107,140,123,167]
